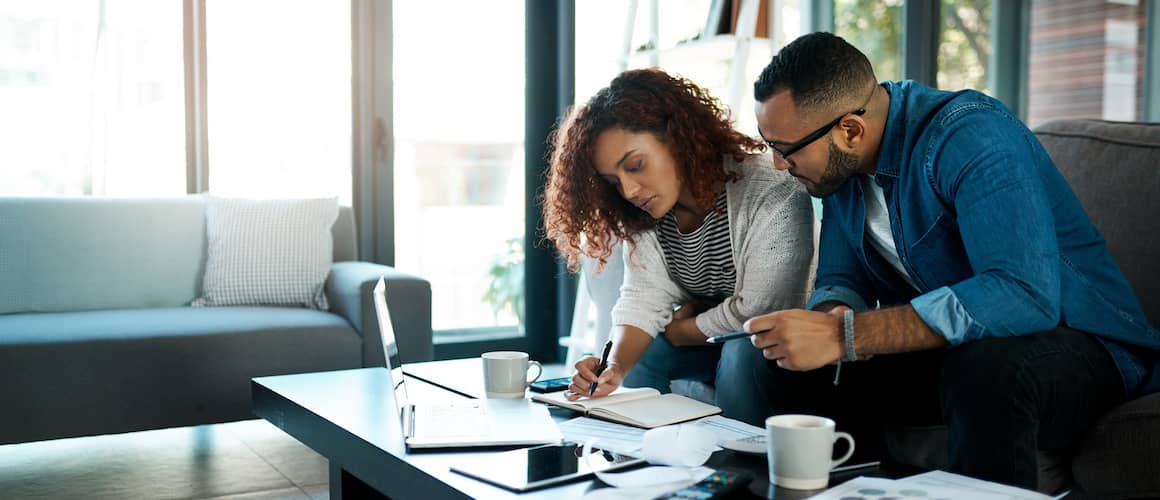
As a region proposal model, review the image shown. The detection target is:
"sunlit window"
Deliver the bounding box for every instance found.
[577,0,801,152]
[938,0,992,94]
[205,0,351,203]
[834,0,903,82]
[0,1,185,196]
[393,0,526,334]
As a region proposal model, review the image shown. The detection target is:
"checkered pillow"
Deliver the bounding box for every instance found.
[192,197,339,310]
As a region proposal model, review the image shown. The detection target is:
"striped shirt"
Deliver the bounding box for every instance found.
[656,191,736,301]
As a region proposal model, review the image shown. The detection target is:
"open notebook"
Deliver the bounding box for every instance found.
[532,387,721,428]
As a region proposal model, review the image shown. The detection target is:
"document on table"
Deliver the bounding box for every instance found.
[558,414,764,457]
[558,417,646,456]
[897,471,1058,500]
[691,414,764,443]
[806,471,1056,500]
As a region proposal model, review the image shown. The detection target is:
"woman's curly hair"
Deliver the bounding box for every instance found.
[541,68,765,273]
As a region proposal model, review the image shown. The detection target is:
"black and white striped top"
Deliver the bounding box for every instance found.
[656,191,736,301]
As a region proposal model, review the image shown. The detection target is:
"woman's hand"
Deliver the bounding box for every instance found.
[664,301,709,346]
[566,356,624,400]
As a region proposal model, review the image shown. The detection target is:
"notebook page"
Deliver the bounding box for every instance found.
[531,386,658,411]
[593,393,721,428]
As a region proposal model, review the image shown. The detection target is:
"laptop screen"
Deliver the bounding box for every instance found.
[372,278,410,414]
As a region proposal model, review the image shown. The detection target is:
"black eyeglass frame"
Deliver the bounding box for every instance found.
[765,107,867,160]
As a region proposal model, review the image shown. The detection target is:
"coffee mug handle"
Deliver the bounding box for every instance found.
[526,360,543,384]
[831,431,855,469]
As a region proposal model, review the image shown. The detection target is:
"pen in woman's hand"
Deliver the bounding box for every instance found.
[589,340,614,396]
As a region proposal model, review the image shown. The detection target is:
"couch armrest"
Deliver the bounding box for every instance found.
[325,261,433,365]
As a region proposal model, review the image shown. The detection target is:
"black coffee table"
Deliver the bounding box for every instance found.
[252,362,882,499]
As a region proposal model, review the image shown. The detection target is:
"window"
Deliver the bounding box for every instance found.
[0,1,185,196]
[392,1,526,336]
[576,0,801,144]
[834,0,903,82]
[1026,0,1146,128]
[938,0,992,93]
[205,1,351,203]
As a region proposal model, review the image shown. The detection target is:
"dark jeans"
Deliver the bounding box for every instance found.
[754,327,1126,490]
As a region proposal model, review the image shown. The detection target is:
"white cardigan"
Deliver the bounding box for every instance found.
[610,152,817,337]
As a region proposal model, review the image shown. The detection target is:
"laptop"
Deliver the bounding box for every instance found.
[372,278,563,449]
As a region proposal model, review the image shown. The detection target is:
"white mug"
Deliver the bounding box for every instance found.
[481,351,543,398]
[766,414,855,490]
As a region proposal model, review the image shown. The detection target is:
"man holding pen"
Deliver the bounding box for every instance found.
[742,32,1159,490]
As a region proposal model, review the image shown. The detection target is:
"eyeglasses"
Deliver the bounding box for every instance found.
[765,107,866,160]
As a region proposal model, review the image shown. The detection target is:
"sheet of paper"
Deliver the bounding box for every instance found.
[807,473,1054,500]
[692,414,764,444]
[897,471,1055,500]
[807,476,1014,500]
[558,416,646,456]
[558,414,760,458]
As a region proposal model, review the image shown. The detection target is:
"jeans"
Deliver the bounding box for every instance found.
[941,327,1125,488]
[753,327,1126,490]
[620,333,777,426]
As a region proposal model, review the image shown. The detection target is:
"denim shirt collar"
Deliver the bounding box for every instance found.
[873,80,906,180]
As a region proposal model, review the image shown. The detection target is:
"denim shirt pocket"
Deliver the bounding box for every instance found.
[907,214,969,290]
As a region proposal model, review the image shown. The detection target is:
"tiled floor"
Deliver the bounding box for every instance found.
[0,420,329,500]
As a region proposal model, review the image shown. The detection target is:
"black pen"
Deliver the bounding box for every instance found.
[589,340,613,396]
[705,330,755,344]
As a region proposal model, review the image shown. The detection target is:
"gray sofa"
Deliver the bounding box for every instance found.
[888,119,1160,499]
[0,196,432,445]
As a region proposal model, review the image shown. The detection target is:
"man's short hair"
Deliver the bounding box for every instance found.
[754,32,876,115]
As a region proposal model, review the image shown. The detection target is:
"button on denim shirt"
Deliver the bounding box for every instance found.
[805,80,1160,395]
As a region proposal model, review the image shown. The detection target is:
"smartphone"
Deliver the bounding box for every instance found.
[529,376,572,393]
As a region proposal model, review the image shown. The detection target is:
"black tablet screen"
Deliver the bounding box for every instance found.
[449,443,643,492]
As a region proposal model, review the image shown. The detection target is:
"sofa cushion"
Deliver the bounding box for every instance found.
[1070,392,1160,499]
[0,196,208,314]
[1033,119,1160,327]
[0,307,362,444]
[193,197,338,310]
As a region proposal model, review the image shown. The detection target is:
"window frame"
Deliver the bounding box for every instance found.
[148,0,1160,359]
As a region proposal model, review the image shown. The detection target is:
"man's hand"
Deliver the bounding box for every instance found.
[745,309,844,371]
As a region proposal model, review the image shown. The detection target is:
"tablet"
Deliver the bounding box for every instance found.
[449,442,645,492]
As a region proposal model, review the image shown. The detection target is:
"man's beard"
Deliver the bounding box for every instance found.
[806,137,860,198]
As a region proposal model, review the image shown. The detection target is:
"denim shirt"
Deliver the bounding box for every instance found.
[805,80,1160,396]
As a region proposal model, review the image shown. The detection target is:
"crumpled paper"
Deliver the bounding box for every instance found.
[640,424,719,467]
[579,424,719,499]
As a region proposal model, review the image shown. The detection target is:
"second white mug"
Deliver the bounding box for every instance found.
[766,414,855,490]
[481,351,542,398]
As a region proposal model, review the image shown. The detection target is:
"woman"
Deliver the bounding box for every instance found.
[541,68,815,425]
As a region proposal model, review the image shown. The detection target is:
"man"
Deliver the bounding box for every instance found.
[746,32,1159,489]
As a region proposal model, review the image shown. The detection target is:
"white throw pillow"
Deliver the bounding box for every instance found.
[193,196,339,310]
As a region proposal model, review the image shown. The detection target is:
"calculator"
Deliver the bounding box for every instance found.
[720,434,766,455]
[654,470,753,499]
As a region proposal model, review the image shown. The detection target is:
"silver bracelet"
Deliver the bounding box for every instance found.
[844,309,857,362]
